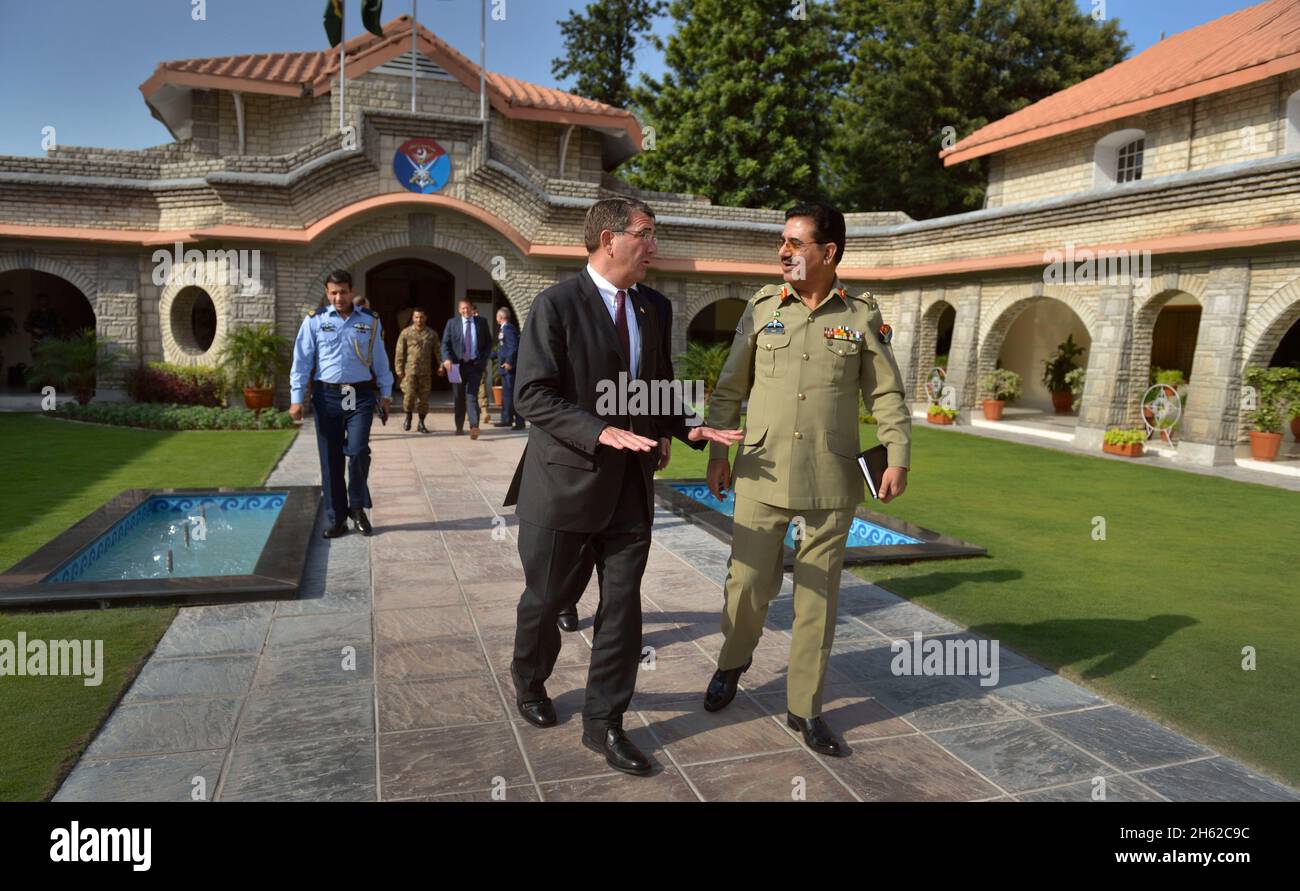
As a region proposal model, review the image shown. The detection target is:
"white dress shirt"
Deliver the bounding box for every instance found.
[586,263,640,375]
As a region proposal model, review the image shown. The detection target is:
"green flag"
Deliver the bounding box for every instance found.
[323,0,344,47]
[361,0,384,37]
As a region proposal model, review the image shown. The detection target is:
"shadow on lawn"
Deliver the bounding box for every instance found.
[969,614,1199,679]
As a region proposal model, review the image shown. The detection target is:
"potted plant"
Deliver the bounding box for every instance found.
[1102,427,1145,458]
[978,368,1021,421]
[927,403,957,425]
[23,328,117,405]
[1242,366,1300,461]
[675,341,732,403]
[216,322,289,410]
[1042,334,1086,414]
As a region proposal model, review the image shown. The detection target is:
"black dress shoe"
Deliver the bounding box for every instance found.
[703,656,752,712]
[321,522,349,539]
[787,712,845,757]
[557,607,579,632]
[350,509,372,536]
[492,420,511,427]
[417,419,429,433]
[403,413,412,431]
[517,698,556,728]
[582,724,652,775]
[512,422,526,430]
[455,428,465,435]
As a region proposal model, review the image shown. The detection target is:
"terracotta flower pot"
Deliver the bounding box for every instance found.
[982,399,1005,421]
[243,387,274,411]
[1248,430,1283,461]
[492,385,503,407]
[1291,417,1300,440]
[927,411,954,425]
[1103,441,1143,458]
[1050,390,1074,414]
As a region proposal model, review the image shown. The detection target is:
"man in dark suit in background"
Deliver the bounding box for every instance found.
[492,306,525,430]
[441,298,492,439]
[504,197,741,775]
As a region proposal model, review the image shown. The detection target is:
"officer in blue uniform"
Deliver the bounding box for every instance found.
[289,270,394,538]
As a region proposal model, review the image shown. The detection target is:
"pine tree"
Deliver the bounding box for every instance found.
[551,0,666,110]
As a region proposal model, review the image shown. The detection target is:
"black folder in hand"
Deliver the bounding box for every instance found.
[857,444,889,499]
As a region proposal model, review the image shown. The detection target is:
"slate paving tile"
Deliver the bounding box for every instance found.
[253,643,373,690]
[222,734,376,801]
[1130,758,1300,802]
[379,723,530,798]
[686,750,856,801]
[378,674,507,732]
[86,698,242,758]
[123,655,258,703]
[267,612,371,654]
[829,734,1002,801]
[929,719,1111,793]
[239,684,373,743]
[1042,706,1214,772]
[55,750,228,802]
[1017,775,1166,802]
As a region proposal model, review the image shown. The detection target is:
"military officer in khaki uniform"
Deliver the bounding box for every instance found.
[394,308,442,433]
[702,202,911,756]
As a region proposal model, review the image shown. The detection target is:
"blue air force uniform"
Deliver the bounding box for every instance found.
[290,305,394,527]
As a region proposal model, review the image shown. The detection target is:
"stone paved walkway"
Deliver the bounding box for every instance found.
[54,416,1299,802]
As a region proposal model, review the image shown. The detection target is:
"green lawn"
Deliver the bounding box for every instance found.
[0,414,296,801]
[661,424,1299,787]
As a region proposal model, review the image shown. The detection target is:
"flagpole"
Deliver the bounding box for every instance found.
[339,1,346,131]
[479,0,487,144]
[411,0,418,113]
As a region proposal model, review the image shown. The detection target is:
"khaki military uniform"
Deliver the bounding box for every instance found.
[394,324,441,414]
[706,280,911,718]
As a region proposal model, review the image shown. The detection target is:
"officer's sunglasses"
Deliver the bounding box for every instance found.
[777,237,829,251]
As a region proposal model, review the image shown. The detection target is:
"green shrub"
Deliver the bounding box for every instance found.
[56,401,294,431]
[927,403,958,420]
[979,368,1022,402]
[1104,427,1146,446]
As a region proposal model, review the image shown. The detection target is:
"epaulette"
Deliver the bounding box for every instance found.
[750,284,785,304]
[850,290,879,312]
[307,308,317,317]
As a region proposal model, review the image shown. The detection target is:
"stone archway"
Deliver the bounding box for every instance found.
[1235,274,1300,442]
[0,254,101,389]
[311,227,532,327]
[915,296,956,399]
[976,286,1098,413]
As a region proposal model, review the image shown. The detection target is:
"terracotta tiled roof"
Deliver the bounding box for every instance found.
[142,14,635,125]
[942,0,1300,166]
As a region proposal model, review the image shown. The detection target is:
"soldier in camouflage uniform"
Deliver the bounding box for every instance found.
[702,202,912,757]
[394,308,442,433]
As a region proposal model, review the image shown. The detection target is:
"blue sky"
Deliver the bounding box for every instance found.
[0,0,1266,157]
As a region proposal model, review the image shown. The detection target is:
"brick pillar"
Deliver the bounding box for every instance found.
[889,288,923,408]
[942,283,982,425]
[1073,284,1135,451]
[1177,260,1251,466]
[94,255,141,396]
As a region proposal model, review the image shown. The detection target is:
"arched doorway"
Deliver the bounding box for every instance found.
[687,298,746,347]
[916,299,955,395]
[981,297,1092,424]
[365,258,456,391]
[0,269,96,390]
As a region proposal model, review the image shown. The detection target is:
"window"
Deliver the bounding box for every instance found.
[1115,138,1144,183]
[171,286,217,354]
[1093,128,1147,188]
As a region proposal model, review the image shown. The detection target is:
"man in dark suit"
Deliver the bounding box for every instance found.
[557,286,694,633]
[441,298,492,439]
[492,306,525,430]
[505,197,741,775]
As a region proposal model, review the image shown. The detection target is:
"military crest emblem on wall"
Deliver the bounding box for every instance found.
[393,137,451,194]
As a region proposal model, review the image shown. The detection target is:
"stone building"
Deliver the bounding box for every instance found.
[1,3,1298,465]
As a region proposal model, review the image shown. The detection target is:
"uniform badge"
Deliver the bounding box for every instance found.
[320,322,336,332]
[762,319,786,334]
[877,324,893,344]
[823,326,863,343]
[354,323,371,333]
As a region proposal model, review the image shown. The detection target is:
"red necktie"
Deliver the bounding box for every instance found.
[614,289,631,368]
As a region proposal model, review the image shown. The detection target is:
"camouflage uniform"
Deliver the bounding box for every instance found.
[394,324,440,415]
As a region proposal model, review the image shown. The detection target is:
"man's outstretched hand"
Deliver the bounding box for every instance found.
[687,425,745,447]
[598,426,659,452]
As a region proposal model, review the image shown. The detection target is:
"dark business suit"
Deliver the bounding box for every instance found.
[494,320,523,427]
[505,269,691,731]
[441,314,492,431]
